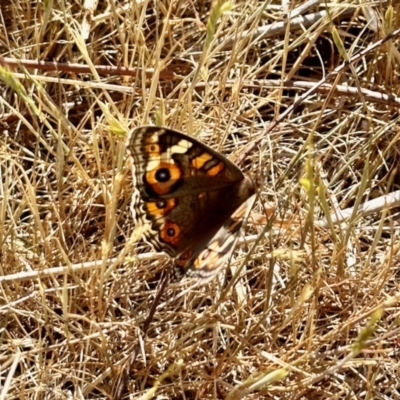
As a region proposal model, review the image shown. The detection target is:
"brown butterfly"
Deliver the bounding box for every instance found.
[126,126,256,282]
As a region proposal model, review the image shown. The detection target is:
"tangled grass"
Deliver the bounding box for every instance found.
[1,1,400,399]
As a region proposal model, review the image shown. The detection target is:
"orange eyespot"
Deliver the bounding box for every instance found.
[160,221,180,246]
[145,162,182,195]
[145,198,176,216]
[145,143,161,156]
[176,250,194,267]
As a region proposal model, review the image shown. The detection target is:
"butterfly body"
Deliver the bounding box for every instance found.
[127,126,256,282]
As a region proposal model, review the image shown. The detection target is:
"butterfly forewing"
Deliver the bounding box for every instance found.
[127,126,256,281]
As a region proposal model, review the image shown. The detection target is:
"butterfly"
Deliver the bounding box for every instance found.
[126,126,256,282]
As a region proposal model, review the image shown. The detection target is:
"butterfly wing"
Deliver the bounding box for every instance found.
[174,194,256,282]
[127,126,256,278]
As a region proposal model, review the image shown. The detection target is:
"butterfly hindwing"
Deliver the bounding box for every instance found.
[174,194,256,282]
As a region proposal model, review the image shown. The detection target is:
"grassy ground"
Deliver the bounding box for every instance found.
[1,1,400,399]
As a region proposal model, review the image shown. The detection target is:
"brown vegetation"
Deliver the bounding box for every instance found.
[1,1,400,399]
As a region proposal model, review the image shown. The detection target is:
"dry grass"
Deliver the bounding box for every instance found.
[1,1,400,399]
